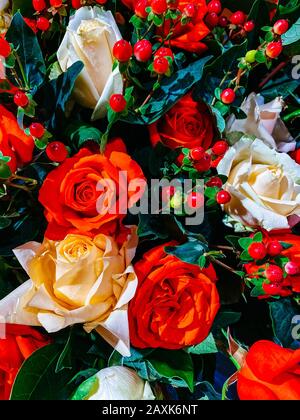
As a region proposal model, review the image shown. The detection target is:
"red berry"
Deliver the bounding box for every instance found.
[273,19,289,35]
[168,0,178,10]
[46,141,68,163]
[186,192,204,209]
[230,11,246,25]
[267,241,283,257]
[176,152,184,166]
[36,17,50,31]
[248,242,267,260]
[29,123,45,139]
[194,153,211,172]
[71,0,82,8]
[263,282,283,296]
[154,47,174,60]
[266,41,283,59]
[216,190,231,205]
[32,0,46,12]
[161,185,176,203]
[218,16,228,27]
[109,94,127,113]
[244,20,255,32]
[205,12,219,28]
[189,146,205,161]
[153,56,169,74]
[207,0,222,15]
[285,261,299,276]
[50,0,62,7]
[135,0,148,18]
[265,265,283,283]
[0,38,11,58]
[95,0,108,4]
[221,88,236,104]
[134,40,152,62]
[211,156,223,168]
[151,0,167,15]
[113,40,133,62]
[14,91,29,108]
[184,4,197,19]
[212,140,228,156]
[206,176,223,188]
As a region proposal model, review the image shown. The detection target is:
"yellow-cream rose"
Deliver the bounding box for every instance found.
[57,6,123,120]
[0,0,11,33]
[0,230,138,356]
[217,137,300,231]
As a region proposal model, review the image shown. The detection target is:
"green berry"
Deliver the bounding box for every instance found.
[245,50,257,64]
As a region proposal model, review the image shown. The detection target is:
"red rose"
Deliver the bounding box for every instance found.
[0,325,50,400]
[39,144,145,240]
[129,243,220,349]
[0,105,34,172]
[149,93,214,149]
[238,341,300,400]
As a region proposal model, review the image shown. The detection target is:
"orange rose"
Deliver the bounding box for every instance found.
[238,341,300,400]
[0,105,34,172]
[39,146,145,240]
[149,93,214,150]
[129,243,220,349]
[0,324,50,400]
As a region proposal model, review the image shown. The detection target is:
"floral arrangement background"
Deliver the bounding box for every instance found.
[0,0,299,401]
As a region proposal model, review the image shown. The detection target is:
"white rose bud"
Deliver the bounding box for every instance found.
[72,367,155,400]
[57,6,123,120]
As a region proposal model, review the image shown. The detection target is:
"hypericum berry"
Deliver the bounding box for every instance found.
[14,91,29,108]
[205,12,219,28]
[206,176,223,188]
[285,261,299,276]
[267,240,283,257]
[46,141,68,163]
[36,17,50,31]
[95,0,108,4]
[113,40,133,62]
[211,156,223,168]
[194,153,211,172]
[153,56,169,74]
[273,19,289,35]
[29,123,45,139]
[151,0,167,15]
[230,11,246,25]
[0,38,11,58]
[244,20,255,32]
[218,16,228,27]
[154,47,174,60]
[170,191,184,209]
[161,185,176,203]
[168,0,179,10]
[176,152,184,166]
[263,282,283,295]
[248,242,267,260]
[32,0,46,12]
[212,140,228,156]
[216,190,231,204]
[135,0,148,18]
[207,0,222,15]
[50,0,62,7]
[71,0,82,9]
[109,94,127,113]
[186,192,204,209]
[265,265,283,283]
[189,146,205,161]
[134,40,152,62]
[184,4,197,19]
[265,41,283,59]
[220,88,236,104]
[245,50,257,63]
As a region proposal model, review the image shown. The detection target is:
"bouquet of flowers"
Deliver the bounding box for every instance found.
[0,0,300,401]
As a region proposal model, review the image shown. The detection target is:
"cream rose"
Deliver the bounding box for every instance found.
[226,93,295,153]
[72,366,155,400]
[0,0,11,33]
[0,230,138,356]
[57,6,123,120]
[217,137,300,231]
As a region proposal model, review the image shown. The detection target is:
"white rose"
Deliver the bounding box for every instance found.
[57,6,123,120]
[72,367,155,400]
[226,93,295,153]
[217,137,300,231]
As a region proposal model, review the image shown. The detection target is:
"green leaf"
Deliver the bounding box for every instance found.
[247,0,270,49]
[55,329,74,373]
[225,235,240,248]
[165,240,209,266]
[240,250,253,261]
[211,105,226,134]
[269,298,298,347]
[0,217,11,229]
[255,50,267,64]
[10,344,77,400]
[238,237,253,250]
[138,214,169,241]
[250,284,265,297]
[65,122,102,149]
[282,17,300,45]
[186,334,218,355]
[0,161,12,179]
[6,12,46,90]
[253,232,263,242]
[12,0,33,15]
[212,311,241,331]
